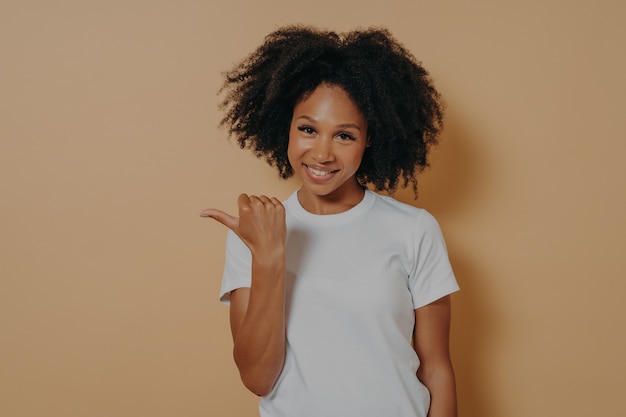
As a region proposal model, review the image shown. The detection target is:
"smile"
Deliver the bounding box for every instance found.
[305,164,338,178]
[305,164,338,177]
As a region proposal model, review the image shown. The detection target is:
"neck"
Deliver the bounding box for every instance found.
[297,187,366,215]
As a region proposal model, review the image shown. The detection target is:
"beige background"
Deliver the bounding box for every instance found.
[1,0,625,416]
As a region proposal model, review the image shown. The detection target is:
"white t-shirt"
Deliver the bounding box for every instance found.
[220,189,459,417]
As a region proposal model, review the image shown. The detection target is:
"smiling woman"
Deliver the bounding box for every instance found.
[288,84,368,214]
[201,25,458,417]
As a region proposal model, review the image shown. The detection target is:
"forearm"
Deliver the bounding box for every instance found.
[418,363,457,417]
[233,257,287,396]
[413,296,457,417]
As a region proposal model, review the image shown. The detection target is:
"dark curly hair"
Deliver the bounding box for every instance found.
[218,25,444,193]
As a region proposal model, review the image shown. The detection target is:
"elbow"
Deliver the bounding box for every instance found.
[233,344,285,396]
[417,361,456,387]
[235,354,282,396]
[245,383,273,397]
[239,371,277,396]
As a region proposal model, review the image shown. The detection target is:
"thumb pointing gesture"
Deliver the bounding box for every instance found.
[201,194,286,257]
[200,208,240,235]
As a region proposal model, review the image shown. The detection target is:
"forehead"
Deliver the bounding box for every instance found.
[293,84,366,125]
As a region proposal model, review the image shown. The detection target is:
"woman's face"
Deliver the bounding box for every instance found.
[288,84,368,213]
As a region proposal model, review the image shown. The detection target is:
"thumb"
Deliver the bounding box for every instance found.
[200,208,239,233]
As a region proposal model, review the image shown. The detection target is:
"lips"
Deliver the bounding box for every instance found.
[307,165,334,176]
[304,164,338,182]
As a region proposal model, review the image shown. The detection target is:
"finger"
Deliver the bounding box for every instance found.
[237,194,252,213]
[270,197,282,206]
[246,195,266,211]
[258,195,272,205]
[199,208,239,232]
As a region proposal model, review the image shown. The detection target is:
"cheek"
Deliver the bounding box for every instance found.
[287,130,308,157]
[344,147,367,170]
[286,130,301,165]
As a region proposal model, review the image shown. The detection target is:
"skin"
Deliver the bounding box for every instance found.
[415,295,458,417]
[201,84,457,416]
[287,83,368,215]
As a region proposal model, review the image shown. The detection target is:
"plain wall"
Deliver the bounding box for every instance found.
[1,1,625,416]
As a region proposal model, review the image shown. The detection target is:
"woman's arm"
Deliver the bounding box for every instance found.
[414,295,458,417]
[229,257,286,396]
[202,194,287,396]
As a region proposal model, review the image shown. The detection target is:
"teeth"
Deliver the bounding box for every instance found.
[307,166,333,176]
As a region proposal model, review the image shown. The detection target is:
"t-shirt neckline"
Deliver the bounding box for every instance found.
[286,189,376,226]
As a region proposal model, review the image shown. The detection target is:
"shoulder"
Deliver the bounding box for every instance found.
[370,191,443,235]
[369,191,428,219]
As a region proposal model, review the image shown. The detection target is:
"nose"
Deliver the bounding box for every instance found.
[312,137,334,163]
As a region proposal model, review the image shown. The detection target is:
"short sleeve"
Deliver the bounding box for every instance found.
[219,230,252,304]
[409,210,460,309]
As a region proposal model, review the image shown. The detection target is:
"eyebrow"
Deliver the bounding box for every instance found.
[295,115,363,131]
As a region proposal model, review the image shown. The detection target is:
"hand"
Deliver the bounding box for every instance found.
[200,194,286,258]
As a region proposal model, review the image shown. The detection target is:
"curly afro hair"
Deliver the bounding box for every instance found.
[218,25,444,194]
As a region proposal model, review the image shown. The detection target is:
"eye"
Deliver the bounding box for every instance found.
[336,132,356,141]
[297,125,316,135]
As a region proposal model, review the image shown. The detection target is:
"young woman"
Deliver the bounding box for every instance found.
[201,25,460,417]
